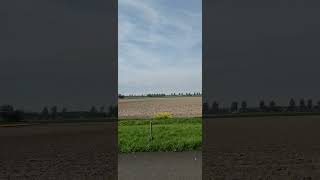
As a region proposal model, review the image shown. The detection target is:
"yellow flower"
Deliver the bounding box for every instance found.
[153,112,172,120]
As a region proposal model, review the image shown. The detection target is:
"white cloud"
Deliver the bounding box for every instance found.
[119,0,202,95]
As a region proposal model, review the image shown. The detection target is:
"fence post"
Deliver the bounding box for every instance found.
[149,120,153,142]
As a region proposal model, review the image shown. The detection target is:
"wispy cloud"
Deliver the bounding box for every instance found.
[119,0,202,95]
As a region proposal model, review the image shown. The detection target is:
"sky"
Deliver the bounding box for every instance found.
[204,0,320,108]
[118,0,202,95]
[0,0,117,112]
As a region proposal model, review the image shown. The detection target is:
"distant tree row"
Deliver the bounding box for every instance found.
[170,92,201,96]
[147,93,166,97]
[0,105,24,122]
[0,104,117,122]
[118,92,201,98]
[118,94,125,99]
[203,98,320,115]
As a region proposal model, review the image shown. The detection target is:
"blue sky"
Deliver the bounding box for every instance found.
[119,0,202,95]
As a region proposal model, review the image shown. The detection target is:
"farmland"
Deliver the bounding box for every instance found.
[119,118,202,153]
[118,96,202,118]
[119,96,320,178]
[0,122,117,179]
[118,96,202,153]
[203,115,320,179]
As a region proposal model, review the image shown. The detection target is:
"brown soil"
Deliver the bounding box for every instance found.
[119,97,202,118]
[203,116,320,179]
[0,122,117,180]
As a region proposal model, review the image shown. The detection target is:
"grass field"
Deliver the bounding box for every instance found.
[118,118,202,153]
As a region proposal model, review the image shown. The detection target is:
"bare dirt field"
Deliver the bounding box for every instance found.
[0,122,117,180]
[203,115,320,179]
[118,96,202,118]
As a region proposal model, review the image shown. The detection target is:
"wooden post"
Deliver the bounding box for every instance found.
[149,120,153,142]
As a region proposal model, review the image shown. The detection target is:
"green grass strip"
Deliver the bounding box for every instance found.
[118,118,202,153]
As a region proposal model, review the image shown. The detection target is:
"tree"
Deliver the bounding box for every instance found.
[317,101,320,111]
[289,98,296,112]
[61,107,67,118]
[0,104,14,112]
[62,107,67,113]
[108,105,118,118]
[41,107,49,120]
[0,105,19,121]
[231,101,238,112]
[12,110,24,121]
[299,99,306,111]
[90,106,98,113]
[118,94,125,99]
[0,105,14,119]
[51,106,57,119]
[89,106,98,118]
[307,99,313,111]
[241,101,247,112]
[211,101,219,114]
[269,100,276,112]
[259,100,266,112]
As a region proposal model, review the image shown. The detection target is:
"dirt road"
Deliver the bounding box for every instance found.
[118,151,202,180]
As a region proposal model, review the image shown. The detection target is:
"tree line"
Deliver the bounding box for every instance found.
[118,92,202,98]
[203,98,320,114]
[0,104,117,122]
